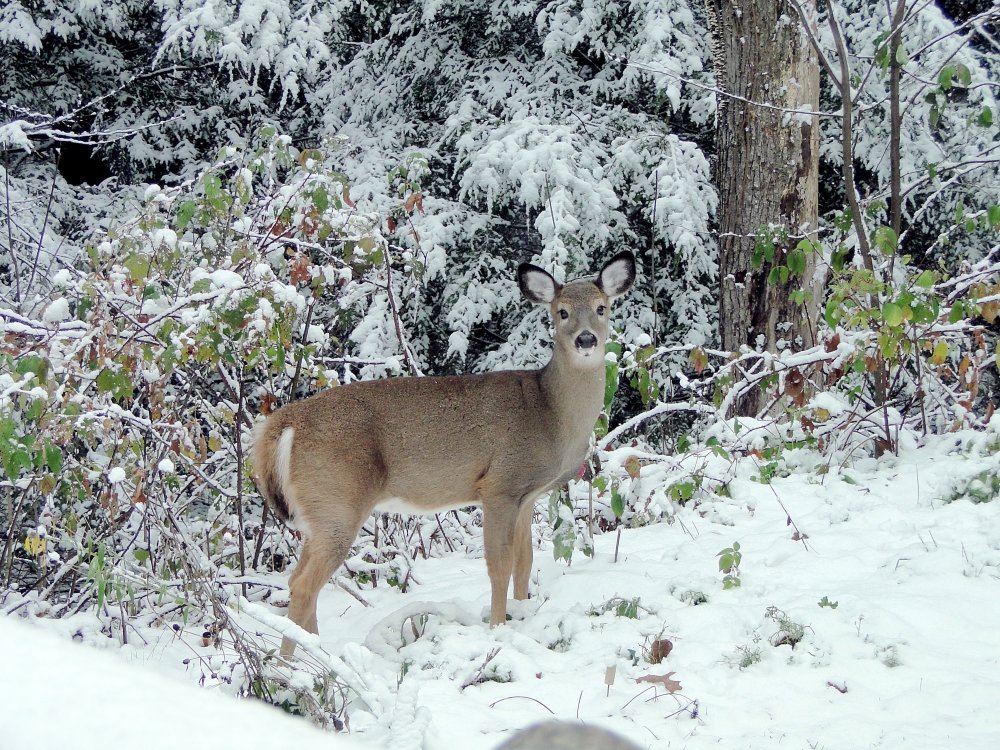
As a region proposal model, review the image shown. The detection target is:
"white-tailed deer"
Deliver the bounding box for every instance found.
[253,251,635,655]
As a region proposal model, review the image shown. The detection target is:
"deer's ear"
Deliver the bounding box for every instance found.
[596,251,636,299]
[518,263,559,304]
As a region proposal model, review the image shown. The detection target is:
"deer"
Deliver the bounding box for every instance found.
[252,251,635,655]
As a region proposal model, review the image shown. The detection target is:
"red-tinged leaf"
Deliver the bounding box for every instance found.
[342,188,356,208]
[649,639,673,664]
[825,333,841,353]
[387,216,397,233]
[826,680,848,694]
[403,190,423,214]
[261,393,278,415]
[624,455,641,480]
[635,671,683,693]
[289,254,312,286]
[689,346,709,374]
[784,367,805,406]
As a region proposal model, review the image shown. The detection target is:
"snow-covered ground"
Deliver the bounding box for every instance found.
[3,431,999,749]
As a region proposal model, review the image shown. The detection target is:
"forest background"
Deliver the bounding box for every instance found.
[1,0,998,743]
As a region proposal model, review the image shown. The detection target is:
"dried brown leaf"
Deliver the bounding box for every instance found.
[634,671,682,693]
[624,455,641,481]
[648,639,673,664]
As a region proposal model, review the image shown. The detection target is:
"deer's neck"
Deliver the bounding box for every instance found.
[538,350,606,443]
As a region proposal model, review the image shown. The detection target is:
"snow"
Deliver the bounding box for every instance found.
[0,616,366,749]
[106,466,126,483]
[52,269,72,287]
[41,297,70,324]
[210,269,245,289]
[3,433,999,748]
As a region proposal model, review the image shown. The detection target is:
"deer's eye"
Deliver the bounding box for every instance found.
[559,309,569,320]
[596,305,606,316]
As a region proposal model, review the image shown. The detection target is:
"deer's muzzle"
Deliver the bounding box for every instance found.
[575,331,598,352]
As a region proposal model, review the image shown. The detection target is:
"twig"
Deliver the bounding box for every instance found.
[488,695,555,714]
[460,647,502,689]
[827,3,875,274]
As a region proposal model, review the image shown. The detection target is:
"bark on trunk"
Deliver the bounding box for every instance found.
[709,0,821,414]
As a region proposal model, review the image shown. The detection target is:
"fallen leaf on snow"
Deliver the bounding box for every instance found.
[648,639,673,664]
[635,671,682,693]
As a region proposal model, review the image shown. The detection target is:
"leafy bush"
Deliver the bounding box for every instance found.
[0,128,472,721]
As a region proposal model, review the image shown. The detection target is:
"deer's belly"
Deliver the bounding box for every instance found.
[374,497,480,516]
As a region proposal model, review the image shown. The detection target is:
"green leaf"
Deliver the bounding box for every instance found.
[5,448,32,482]
[796,238,819,255]
[824,298,841,329]
[638,368,651,406]
[875,42,890,71]
[831,247,848,272]
[980,107,994,128]
[882,302,904,327]
[15,355,48,381]
[44,441,63,474]
[123,253,151,282]
[988,205,1000,229]
[894,44,908,65]
[176,200,197,231]
[787,248,806,275]
[938,65,954,90]
[948,301,966,324]
[203,173,222,199]
[914,270,934,289]
[311,186,330,213]
[76,296,93,321]
[603,360,619,411]
[25,397,44,421]
[939,63,971,90]
[610,489,625,518]
[96,368,116,393]
[191,278,212,294]
[873,226,898,256]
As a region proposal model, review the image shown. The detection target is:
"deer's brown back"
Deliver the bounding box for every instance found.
[273,368,577,512]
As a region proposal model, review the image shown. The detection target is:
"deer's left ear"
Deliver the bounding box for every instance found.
[596,251,636,299]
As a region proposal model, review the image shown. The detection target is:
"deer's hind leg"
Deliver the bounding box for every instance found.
[281,497,367,656]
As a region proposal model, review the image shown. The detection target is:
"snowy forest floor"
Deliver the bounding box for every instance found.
[4,428,1000,749]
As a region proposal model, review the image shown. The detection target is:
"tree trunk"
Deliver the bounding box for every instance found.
[709,0,821,414]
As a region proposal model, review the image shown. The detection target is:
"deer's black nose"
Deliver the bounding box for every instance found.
[575,331,598,350]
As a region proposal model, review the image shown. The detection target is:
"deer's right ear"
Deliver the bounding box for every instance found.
[518,263,558,305]
[596,251,636,299]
